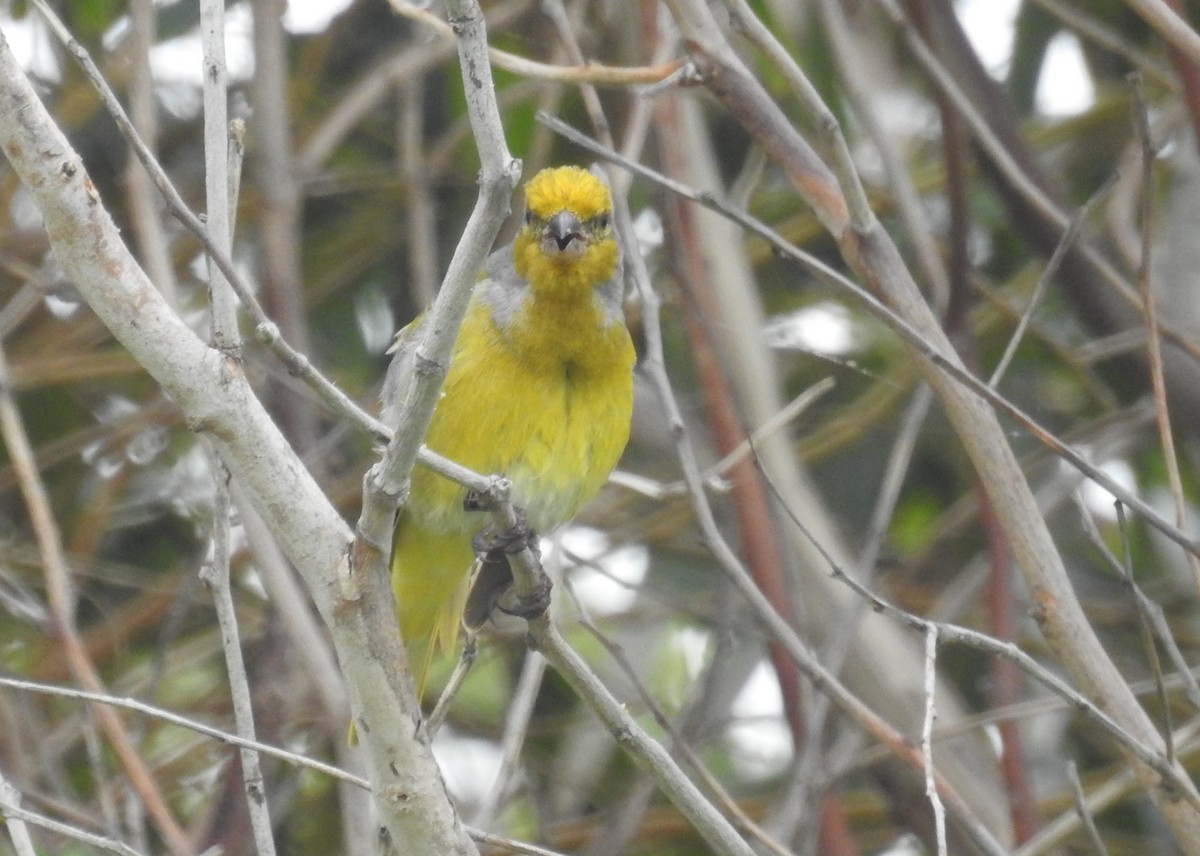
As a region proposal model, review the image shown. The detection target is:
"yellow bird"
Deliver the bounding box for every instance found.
[381,165,636,696]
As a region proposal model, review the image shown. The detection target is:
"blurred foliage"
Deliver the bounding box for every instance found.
[2,0,1200,855]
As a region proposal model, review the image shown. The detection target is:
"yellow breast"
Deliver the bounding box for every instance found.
[408,288,635,534]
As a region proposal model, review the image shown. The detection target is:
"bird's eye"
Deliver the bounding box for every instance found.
[596,214,610,229]
[524,210,536,225]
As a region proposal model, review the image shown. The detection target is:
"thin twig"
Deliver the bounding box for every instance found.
[388,0,683,85]
[201,449,277,855]
[1066,761,1112,856]
[1129,75,1200,594]
[201,0,238,353]
[1030,0,1174,87]
[540,0,612,144]
[1119,0,1200,69]
[989,178,1115,387]
[709,378,835,477]
[817,0,950,309]
[399,81,440,308]
[472,648,546,829]
[466,828,572,856]
[721,0,873,231]
[251,0,317,452]
[923,625,948,856]
[0,765,38,856]
[123,0,177,307]
[199,3,275,848]
[1074,491,1200,715]
[776,384,934,843]
[528,619,758,856]
[878,0,1200,367]
[0,676,369,789]
[425,633,478,737]
[1115,503,1175,764]
[1015,717,1200,856]
[615,2,677,198]
[80,712,122,841]
[0,791,145,856]
[580,620,796,856]
[296,0,532,176]
[614,380,833,504]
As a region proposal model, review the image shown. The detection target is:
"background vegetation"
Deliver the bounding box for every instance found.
[2,0,1200,854]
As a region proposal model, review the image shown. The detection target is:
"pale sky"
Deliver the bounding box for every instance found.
[957,0,1095,115]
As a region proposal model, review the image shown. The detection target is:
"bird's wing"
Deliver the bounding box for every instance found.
[381,245,519,429]
[379,315,423,430]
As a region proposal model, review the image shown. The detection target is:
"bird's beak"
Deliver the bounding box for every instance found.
[542,211,587,257]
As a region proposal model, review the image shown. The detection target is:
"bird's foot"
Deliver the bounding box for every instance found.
[470,511,536,558]
[463,516,551,627]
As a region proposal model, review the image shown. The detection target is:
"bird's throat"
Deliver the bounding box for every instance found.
[513,232,618,301]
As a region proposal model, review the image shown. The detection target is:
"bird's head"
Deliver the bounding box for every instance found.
[513,166,618,289]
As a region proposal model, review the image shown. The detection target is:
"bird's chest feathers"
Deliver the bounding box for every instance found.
[415,289,633,532]
[507,282,623,373]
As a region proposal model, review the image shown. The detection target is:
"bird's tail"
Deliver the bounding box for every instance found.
[391,515,476,698]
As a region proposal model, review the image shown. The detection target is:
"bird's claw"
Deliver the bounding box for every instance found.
[470,514,536,559]
[463,518,551,628]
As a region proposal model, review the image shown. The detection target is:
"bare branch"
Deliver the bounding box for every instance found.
[0,766,39,856]
[0,676,368,789]
[1066,761,1113,856]
[1130,76,1200,593]
[388,0,683,85]
[528,619,758,856]
[0,782,145,856]
[1119,0,1200,68]
[923,626,948,856]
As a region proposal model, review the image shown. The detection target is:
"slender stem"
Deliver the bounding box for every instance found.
[0,676,368,789]
[201,0,238,353]
[387,0,683,84]
[923,626,948,856]
[201,447,278,856]
[0,766,38,856]
[0,787,145,856]
[199,4,274,848]
[529,620,757,856]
